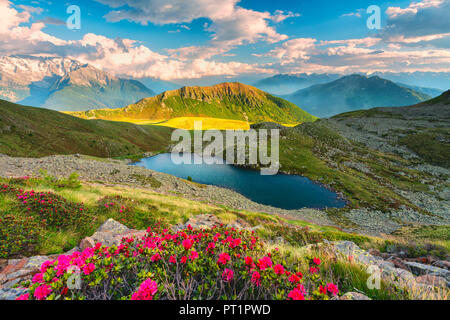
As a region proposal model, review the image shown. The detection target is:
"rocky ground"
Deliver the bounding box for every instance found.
[1,216,448,300]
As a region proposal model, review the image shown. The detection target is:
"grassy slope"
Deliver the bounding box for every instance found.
[400,129,450,168]
[332,90,450,168]
[0,99,173,158]
[70,82,317,125]
[277,123,430,215]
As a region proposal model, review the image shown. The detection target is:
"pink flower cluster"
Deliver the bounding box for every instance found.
[15,222,339,301]
[131,279,158,300]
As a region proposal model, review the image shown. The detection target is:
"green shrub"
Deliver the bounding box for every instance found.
[0,215,41,258]
[17,189,91,229]
[39,170,82,189]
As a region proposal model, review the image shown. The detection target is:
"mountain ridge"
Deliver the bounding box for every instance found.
[0,55,155,111]
[71,82,317,125]
[282,74,431,118]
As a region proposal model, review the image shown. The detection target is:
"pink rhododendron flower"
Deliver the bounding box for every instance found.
[258,256,272,271]
[34,284,52,300]
[251,271,261,287]
[222,268,234,282]
[313,258,321,266]
[288,287,305,300]
[288,274,301,284]
[217,252,231,265]
[169,255,177,264]
[309,266,319,274]
[16,293,29,300]
[319,285,327,295]
[32,273,43,283]
[131,279,158,300]
[180,256,188,264]
[189,250,199,261]
[83,263,96,275]
[182,239,193,250]
[151,253,162,262]
[273,264,285,275]
[326,283,339,296]
[40,260,53,273]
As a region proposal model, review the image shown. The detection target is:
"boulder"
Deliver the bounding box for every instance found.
[0,287,28,300]
[80,219,131,249]
[339,292,371,300]
[22,256,49,273]
[331,241,416,288]
[80,237,95,250]
[172,214,220,232]
[0,258,28,285]
[97,218,129,234]
[434,260,450,270]
[405,261,450,280]
[416,275,448,288]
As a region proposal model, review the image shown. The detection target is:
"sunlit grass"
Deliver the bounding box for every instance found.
[66,114,303,130]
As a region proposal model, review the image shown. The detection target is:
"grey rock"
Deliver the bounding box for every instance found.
[416,275,448,288]
[339,292,371,300]
[65,246,81,255]
[96,218,129,234]
[23,256,49,272]
[405,262,450,280]
[0,287,28,300]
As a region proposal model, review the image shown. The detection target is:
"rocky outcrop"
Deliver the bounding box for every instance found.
[339,292,371,300]
[326,241,449,299]
[404,262,450,283]
[79,218,147,250]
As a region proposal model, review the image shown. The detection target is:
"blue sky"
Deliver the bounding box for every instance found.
[2,0,450,80]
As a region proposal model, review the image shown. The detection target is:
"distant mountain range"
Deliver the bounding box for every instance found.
[71,82,317,125]
[370,71,450,91]
[254,72,446,97]
[253,74,341,95]
[281,75,432,118]
[0,55,155,111]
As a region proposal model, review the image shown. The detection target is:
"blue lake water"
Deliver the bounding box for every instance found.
[132,153,346,210]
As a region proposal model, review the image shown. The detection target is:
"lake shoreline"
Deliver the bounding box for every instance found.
[131,153,347,210]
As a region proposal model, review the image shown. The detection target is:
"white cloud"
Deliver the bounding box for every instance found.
[340,9,365,18]
[16,4,44,15]
[96,0,289,60]
[96,0,239,25]
[272,10,301,23]
[386,0,445,18]
[384,0,450,41]
[0,0,271,80]
[264,33,450,74]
